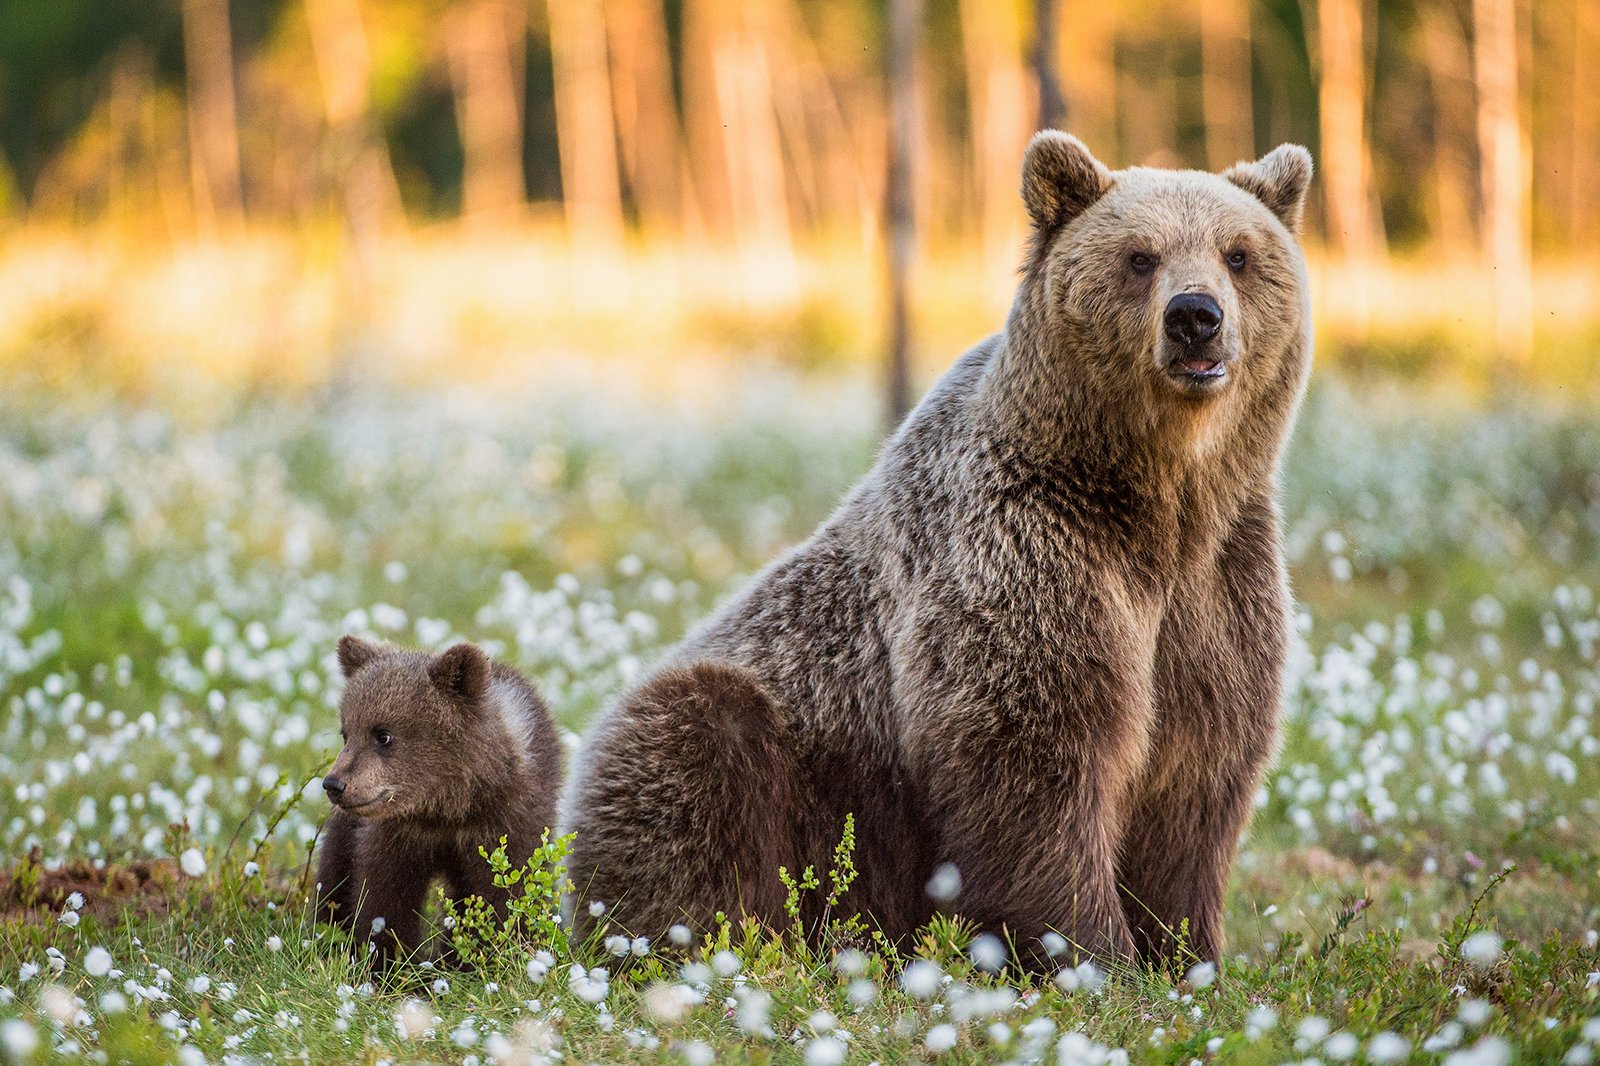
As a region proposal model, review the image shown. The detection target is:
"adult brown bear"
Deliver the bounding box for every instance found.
[563,133,1313,969]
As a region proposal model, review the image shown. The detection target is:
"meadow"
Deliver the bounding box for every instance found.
[0,356,1597,1064]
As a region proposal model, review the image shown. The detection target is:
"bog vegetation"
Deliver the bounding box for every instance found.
[0,365,1596,1063]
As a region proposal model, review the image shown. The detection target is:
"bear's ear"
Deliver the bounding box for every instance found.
[1224,144,1314,234]
[337,634,384,677]
[429,642,490,705]
[1021,131,1112,231]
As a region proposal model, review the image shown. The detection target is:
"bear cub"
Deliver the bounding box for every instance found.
[316,634,561,968]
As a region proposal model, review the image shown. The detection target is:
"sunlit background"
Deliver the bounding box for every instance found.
[0,0,1595,401]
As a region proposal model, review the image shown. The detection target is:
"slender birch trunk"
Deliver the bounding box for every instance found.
[1472,0,1532,360]
[180,0,245,233]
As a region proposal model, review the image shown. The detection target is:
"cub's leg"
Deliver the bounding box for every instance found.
[565,661,799,942]
[1118,496,1286,967]
[315,808,362,932]
[351,831,437,970]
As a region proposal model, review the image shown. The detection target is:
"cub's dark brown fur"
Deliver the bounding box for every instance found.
[316,635,560,968]
[564,133,1314,970]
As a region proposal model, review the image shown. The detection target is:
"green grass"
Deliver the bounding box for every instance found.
[0,369,1597,1063]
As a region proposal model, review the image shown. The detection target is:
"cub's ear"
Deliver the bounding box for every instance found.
[337,634,384,677]
[429,643,490,705]
[1224,144,1313,234]
[1021,131,1112,231]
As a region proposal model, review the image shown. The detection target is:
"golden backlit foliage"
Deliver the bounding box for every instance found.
[0,0,1595,386]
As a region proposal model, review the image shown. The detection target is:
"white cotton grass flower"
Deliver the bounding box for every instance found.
[394,998,434,1040]
[1368,1032,1411,1063]
[630,936,651,956]
[1324,1031,1360,1061]
[99,991,129,1015]
[57,910,80,928]
[900,960,944,999]
[1460,931,1503,969]
[676,1039,714,1066]
[1185,961,1216,989]
[265,935,283,952]
[40,985,77,1024]
[641,982,696,1024]
[1243,1005,1278,1040]
[803,1035,847,1066]
[242,861,259,877]
[925,1023,959,1052]
[1,1020,38,1059]
[832,949,868,977]
[734,988,773,1037]
[925,863,962,902]
[179,848,207,878]
[1458,998,1494,1027]
[588,900,606,918]
[1295,1015,1331,1050]
[188,975,211,996]
[970,934,1007,972]
[1054,960,1105,994]
[667,924,693,947]
[604,934,631,957]
[568,965,609,1004]
[710,950,741,978]
[65,892,83,911]
[1041,932,1069,958]
[1442,1035,1512,1066]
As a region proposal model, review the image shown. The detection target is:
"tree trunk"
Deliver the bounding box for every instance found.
[304,0,404,243]
[1059,0,1118,158]
[1314,0,1383,263]
[960,0,1032,286]
[1032,0,1065,130]
[1472,0,1532,360]
[1569,0,1597,247]
[1200,0,1254,170]
[1419,4,1475,254]
[180,0,245,233]
[447,0,528,224]
[606,0,683,236]
[885,0,921,428]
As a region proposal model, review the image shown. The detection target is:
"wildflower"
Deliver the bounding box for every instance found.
[925,1023,958,1052]
[832,949,868,977]
[395,999,433,1040]
[926,863,962,902]
[188,975,211,996]
[588,900,606,917]
[1,1020,38,1059]
[1185,961,1216,989]
[1368,1032,1410,1063]
[900,960,943,999]
[243,861,259,877]
[1460,931,1503,969]
[605,935,631,957]
[83,948,112,977]
[710,950,741,978]
[846,979,876,1008]
[1324,1031,1359,1060]
[58,909,79,928]
[1458,999,1493,1027]
[668,924,693,947]
[641,983,696,1024]
[970,934,1007,972]
[180,848,207,877]
[676,1039,714,1066]
[1442,1036,1511,1066]
[804,1036,847,1066]
[265,935,283,952]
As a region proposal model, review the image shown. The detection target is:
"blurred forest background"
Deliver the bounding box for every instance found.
[0,0,1595,407]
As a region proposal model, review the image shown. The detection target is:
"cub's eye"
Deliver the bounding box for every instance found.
[1225,249,1248,271]
[1129,253,1156,275]
[373,727,393,747]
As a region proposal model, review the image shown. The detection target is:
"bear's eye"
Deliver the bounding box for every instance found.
[1129,253,1156,275]
[1225,249,1248,271]
[372,727,393,748]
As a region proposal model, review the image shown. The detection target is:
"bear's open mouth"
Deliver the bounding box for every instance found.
[1167,354,1229,384]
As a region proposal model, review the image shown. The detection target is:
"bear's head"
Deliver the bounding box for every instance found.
[1011,132,1313,458]
[323,635,506,823]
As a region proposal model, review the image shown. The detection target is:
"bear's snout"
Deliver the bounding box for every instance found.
[1163,292,1223,348]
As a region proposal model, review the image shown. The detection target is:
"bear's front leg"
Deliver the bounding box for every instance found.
[924,726,1139,966]
[351,835,435,971]
[1118,494,1286,968]
[902,586,1155,968]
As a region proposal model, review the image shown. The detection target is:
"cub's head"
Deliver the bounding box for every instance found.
[323,635,496,822]
[1017,132,1313,424]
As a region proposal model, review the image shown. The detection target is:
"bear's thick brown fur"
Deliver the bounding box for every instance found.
[316,636,561,968]
[564,133,1314,969]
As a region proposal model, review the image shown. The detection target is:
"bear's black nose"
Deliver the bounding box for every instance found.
[1164,292,1223,347]
[323,775,346,798]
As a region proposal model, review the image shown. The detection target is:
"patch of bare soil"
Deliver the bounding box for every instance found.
[0,848,183,926]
